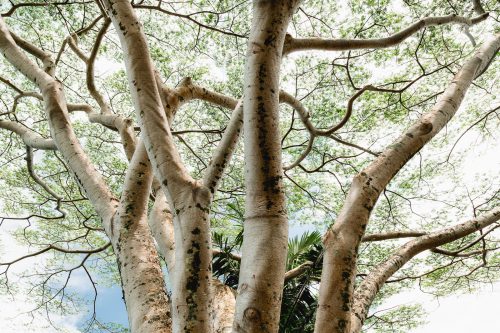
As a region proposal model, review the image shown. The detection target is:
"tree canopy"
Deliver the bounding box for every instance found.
[0,0,499,332]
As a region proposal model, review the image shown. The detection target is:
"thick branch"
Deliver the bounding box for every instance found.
[233,1,300,332]
[351,208,500,333]
[284,13,489,54]
[102,2,213,331]
[0,18,117,222]
[9,30,55,75]
[314,33,500,333]
[0,120,56,150]
[111,141,172,333]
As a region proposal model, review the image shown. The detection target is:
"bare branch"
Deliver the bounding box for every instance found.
[284,261,314,282]
[362,231,427,242]
[0,120,56,150]
[284,13,489,54]
[351,207,500,332]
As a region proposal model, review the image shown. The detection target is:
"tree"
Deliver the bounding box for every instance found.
[0,0,499,332]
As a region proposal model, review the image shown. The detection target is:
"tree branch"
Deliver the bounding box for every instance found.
[284,13,489,54]
[0,16,118,222]
[351,207,500,333]
[0,120,56,150]
[314,32,500,333]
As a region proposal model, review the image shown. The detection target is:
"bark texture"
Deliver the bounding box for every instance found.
[233,1,300,332]
[112,142,172,333]
[314,33,500,333]
[350,207,500,333]
[103,1,213,330]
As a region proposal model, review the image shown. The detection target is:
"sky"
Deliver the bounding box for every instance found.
[1,1,499,332]
[1,52,499,333]
[1,219,500,332]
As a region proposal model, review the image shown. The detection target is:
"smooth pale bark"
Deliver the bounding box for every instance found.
[67,18,111,114]
[148,191,237,333]
[66,19,136,159]
[314,33,500,333]
[233,1,300,332]
[0,120,57,150]
[150,75,244,332]
[112,142,172,333]
[361,231,426,242]
[1,17,176,333]
[203,100,243,193]
[102,2,213,331]
[283,13,488,54]
[9,30,55,75]
[212,279,236,333]
[350,207,500,333]
[0,16,117,223]
[149,190,176,270]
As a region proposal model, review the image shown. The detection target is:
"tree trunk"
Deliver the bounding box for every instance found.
[314,32,500,333]
[233,1,300,332]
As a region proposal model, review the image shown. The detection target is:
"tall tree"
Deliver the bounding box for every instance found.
[0,1,499,332]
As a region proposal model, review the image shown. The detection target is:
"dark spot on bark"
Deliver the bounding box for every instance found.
[185,240,202,323]
[125,204,134,214]
[418,121,433,135]
[243,307,261,322]
[191,227,201,235]
[337,319,347,332]
[196,203,209,213]
[264,34,276,47]
[363,203,373,211]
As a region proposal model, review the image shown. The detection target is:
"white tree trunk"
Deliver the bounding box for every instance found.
[314,32,500,333]
[233,1,300,332]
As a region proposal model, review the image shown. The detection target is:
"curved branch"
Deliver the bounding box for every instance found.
[0,16,117,222]
[284,261,314,282]
[473,0,486,15]
[86,18,112,114]
[25,146,66,217]
[284,13,489,54]
[351,207,500,333]
[315,33,500,333]
[0,120,56,150]
[9,30,55,75]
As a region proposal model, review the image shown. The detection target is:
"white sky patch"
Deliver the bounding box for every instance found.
[0,222,84,332]
[411,284,500,332]
[94,57,123,78]
[199,56,228,82]
[377,283,500,333]
[0,292,82,333]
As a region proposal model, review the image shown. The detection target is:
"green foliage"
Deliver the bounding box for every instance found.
[0,0,499,331]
